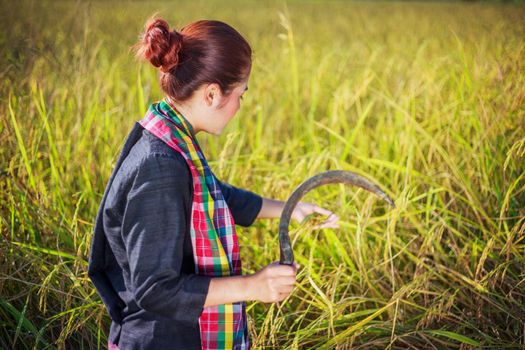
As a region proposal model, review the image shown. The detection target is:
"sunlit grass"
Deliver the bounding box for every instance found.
[1,0,524,349]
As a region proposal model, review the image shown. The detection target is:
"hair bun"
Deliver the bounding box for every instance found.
[133,16,183,73]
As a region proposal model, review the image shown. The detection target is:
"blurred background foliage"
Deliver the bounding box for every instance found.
[1,0,524,349]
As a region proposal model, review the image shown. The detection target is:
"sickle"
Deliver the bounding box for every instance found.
[278,170,396,265]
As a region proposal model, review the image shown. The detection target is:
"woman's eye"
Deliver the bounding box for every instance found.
[240,95,244,101]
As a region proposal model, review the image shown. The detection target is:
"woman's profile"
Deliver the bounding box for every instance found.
[87,14,339,350]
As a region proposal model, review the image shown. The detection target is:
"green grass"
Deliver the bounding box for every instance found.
[1,0,524,349]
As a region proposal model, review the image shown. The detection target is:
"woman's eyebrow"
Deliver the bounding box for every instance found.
[244,86,248,92]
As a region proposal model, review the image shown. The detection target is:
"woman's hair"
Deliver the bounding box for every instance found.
[132,14,252,102]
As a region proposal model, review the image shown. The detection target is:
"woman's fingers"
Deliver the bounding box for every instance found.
[313,205,340,225]
[312,204,333,216]
[312,212,340,229]
[294,202,340,229]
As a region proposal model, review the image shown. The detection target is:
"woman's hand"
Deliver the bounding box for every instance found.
[256,198,340,229]
[292,201,340,229]
[247,262,299,303]
[204,262,298,307]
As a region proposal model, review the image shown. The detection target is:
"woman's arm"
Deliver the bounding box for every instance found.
[215,178,263,227]
[255,197,284,220]
[203,275,251,307]
[203,262,299,307]
[213,177,338,229]
[122,155,212,322]
[256,197,340,229]
[201,191,339,308]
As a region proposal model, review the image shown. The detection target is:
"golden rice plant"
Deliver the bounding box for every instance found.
[1,0,524,349]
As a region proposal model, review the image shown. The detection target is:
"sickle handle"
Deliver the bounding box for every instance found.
[278,170,395,265]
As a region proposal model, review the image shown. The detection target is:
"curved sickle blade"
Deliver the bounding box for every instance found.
[278,170,395,265]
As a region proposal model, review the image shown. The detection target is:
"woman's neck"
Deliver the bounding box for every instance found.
[166,96,202,134]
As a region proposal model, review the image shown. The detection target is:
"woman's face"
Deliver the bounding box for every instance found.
[205,80,249,136]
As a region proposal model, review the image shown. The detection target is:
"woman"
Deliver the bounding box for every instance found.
[87,15,339,350]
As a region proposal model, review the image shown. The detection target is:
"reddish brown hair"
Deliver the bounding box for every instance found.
[131,14,252,102]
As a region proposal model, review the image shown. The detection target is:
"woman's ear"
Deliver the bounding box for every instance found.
[204,83,222,108]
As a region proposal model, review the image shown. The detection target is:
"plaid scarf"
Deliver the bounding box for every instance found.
[138,97,250,350]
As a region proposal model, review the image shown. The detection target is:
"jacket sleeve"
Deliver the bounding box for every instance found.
[214,175,263,227]
[122,154,211,323]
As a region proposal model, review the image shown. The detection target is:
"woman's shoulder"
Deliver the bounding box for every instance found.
[131,128,187,164]
[141,128,186,162]
[112,126,192,191]
[137,128,191,178]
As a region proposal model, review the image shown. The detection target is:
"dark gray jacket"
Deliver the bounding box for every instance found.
[87,122,263,349]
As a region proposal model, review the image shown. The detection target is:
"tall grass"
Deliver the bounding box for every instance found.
[1,0,524,349]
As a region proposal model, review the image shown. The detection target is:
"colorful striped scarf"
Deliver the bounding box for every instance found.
[138,97,249,350]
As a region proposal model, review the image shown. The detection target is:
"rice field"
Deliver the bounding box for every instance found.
[1,0,524,349]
